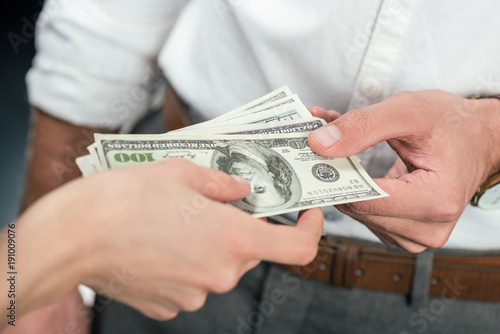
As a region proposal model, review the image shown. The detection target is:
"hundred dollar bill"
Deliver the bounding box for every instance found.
[75,155,97,177]
[95,119,326,167]
[225,85,292,115]
[94,132,388,218]
[217,94,308,123]
[173,94,309,133]
[176,86,293,132]
[87,143,104,171]
[167,118,326,136]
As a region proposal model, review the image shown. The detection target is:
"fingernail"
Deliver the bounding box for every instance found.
[231,175,249,185]
[311,125,342,148]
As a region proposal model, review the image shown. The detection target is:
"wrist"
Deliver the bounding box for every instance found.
[469,95,500,177]
[466,95,500,207]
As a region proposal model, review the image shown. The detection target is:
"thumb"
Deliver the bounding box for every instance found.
[308,106,408,157]
[197,168,251,203]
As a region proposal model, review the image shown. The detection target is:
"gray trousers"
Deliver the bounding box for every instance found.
[92,261,500,334]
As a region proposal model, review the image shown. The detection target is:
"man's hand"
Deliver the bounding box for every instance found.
[308,90,500,253]
[14,159,323,324]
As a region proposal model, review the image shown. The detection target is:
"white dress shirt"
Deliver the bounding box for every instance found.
[26,0,500,249]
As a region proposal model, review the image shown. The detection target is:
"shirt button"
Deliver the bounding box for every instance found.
[359,77,383,99]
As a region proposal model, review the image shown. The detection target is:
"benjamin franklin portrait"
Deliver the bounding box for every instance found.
[213,142,300,214]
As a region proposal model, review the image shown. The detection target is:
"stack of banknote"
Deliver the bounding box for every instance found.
[76,86,387,218]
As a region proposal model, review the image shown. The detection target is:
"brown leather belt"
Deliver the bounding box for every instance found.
[280,236,500,302]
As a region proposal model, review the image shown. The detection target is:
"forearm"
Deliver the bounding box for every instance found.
[22,108,117,208]
[4,109,116,333]
[0,207,85,328]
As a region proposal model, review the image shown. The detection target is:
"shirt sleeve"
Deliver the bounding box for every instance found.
[26,0,187,129]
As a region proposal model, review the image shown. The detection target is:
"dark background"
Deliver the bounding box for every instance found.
[0,1,41,227]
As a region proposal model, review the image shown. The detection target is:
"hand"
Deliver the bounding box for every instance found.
[308,90,500,253]
[13,159,323,325]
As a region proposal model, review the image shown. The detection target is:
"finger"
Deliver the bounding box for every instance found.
[202,172,251,203]
[308,106,326,114]
[120,296,180,321]
[378,228,428,253]
[366,227,398,247]
[336,204,447,251]
[385,158,408,179]
[177,161,251,202]
[308,106,341,123]
[366,223,425,251]
[121,277,210,313]
[251,207,324,265]
[308,99,422,157]
[295,207,324,241]
[367,224,428,254]
[240,259,261,276]
[341,172,464,223]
